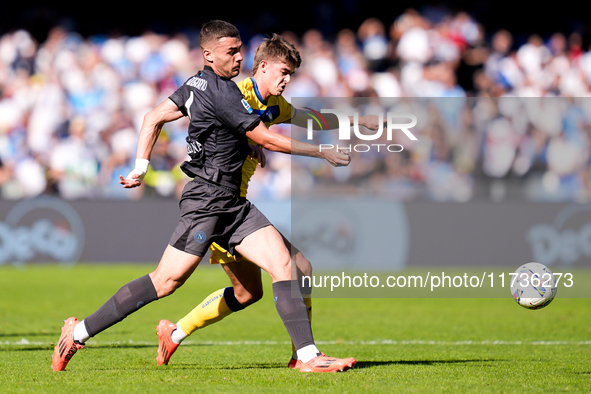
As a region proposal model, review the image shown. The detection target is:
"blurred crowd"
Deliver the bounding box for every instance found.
[1,8,591,202]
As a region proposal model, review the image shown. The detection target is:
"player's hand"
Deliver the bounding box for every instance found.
[120,159,149,189]
[119,174,142,188]
[248,144,266,168]
[359,114,384,131]
[322,147,351,167]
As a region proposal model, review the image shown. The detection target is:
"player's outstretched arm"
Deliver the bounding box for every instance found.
[246,122,350,167]
[291,108,384,131]
[120,99,185,188]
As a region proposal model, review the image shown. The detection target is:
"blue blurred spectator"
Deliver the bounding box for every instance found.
[1,8,591,203]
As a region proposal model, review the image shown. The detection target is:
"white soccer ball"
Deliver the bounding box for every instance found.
[510,262,557,310]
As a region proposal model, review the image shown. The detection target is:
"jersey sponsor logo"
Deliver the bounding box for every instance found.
[241,99,253,114]
[194,231,207,243]
[186,76,208,91]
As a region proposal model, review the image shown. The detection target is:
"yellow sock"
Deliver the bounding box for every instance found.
[292,297,313,355]
[178,288,233,336]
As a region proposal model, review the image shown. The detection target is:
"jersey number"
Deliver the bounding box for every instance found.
[184,91,194,120]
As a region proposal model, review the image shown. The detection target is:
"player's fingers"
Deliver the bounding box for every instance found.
[124,182,141,189]
[331,157,349,167]
[119,175,141,188]
[259,150,266,168]
[338,152,351,162]
[250,145,266,168]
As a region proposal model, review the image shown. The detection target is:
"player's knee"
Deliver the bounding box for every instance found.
[151,275,185,298]
[233,286,263,306]
[298,256,312,278]
[245,288,264,305]
[271,256,292,282]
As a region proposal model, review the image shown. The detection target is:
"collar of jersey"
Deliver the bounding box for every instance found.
[250,78,268,106]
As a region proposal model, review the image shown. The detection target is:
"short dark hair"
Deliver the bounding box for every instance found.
[252,33,302,74]
[200,20,241,49]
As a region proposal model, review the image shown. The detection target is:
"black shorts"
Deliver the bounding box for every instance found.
[169,179,271,256]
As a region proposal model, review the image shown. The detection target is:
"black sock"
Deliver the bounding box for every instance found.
[84,274,158,338]
[223,287,246,312]
[272,280,314,350]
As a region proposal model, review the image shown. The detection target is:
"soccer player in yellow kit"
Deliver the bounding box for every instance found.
[156,33,380,370]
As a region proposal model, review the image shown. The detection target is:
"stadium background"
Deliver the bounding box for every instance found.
[1,6,590,392]
[1,1,591,201]
[1,2,591,272]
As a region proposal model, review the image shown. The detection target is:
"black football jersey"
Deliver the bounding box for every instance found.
[169,66,261,192]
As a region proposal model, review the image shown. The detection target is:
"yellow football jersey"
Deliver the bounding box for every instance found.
[209,77,294,264]
[237,77,294,197]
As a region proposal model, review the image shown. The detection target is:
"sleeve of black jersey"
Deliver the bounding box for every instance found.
[168,84,189,117]
[216,83,261,134]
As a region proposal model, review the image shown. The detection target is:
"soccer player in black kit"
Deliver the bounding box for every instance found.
[52,20,356,373]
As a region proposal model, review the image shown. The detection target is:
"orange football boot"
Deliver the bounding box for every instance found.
[156,320,180,365]
[51,317,85,371]
[299,353,357,373]
[287,357,302,369]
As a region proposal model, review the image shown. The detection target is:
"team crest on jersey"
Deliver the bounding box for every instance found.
[241,99,253,114]
[194,231,207,243]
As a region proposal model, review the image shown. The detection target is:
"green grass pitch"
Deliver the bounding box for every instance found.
[0,264,590,393]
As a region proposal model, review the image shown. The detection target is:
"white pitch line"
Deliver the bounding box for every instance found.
[2,339,591,346]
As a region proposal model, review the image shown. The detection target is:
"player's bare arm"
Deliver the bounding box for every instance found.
[290,108,383,131]
[119,99,184,188]
[246,121,350,167]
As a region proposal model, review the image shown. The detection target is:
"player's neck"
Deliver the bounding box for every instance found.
[204,63,234,80]
[252,75,272,102]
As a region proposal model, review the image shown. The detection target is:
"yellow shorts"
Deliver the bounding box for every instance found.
[209,242,244,264]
